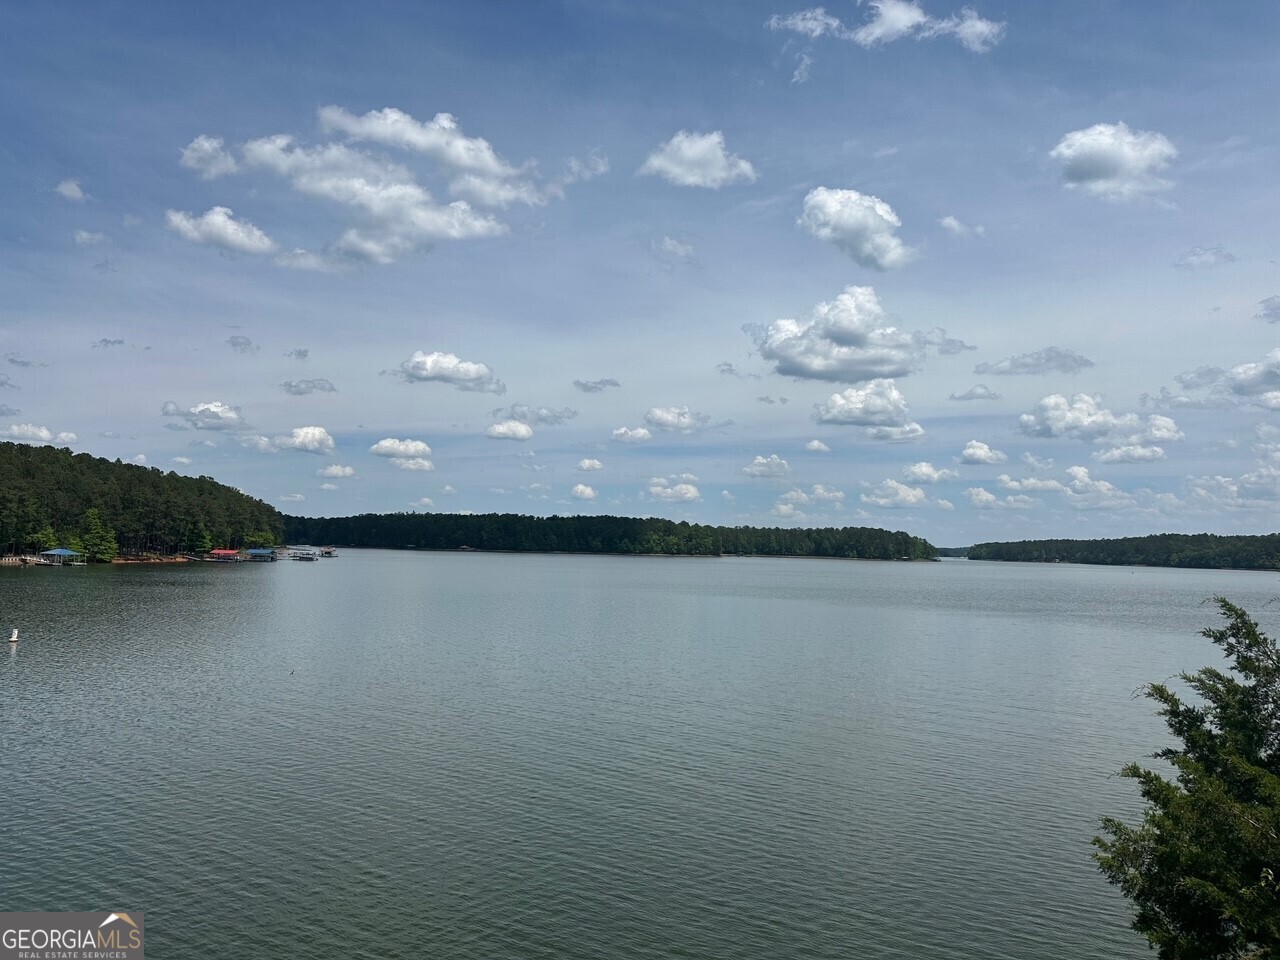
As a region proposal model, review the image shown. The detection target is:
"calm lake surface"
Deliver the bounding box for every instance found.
[3,552,1277,958]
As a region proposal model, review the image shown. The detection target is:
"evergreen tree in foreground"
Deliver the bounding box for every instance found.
[1095,598,1280,958]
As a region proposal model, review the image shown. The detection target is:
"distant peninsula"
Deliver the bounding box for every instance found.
[0,442,934,562]
[967,534,1280,571]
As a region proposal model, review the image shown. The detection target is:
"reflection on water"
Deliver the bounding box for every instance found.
[2,553,1275,959]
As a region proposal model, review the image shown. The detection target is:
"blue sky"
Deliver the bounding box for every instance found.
[3,0,1279,544]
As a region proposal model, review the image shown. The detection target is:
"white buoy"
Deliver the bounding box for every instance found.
[8,628,17,643]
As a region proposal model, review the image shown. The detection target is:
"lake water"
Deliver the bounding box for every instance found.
[2,551,1276,958]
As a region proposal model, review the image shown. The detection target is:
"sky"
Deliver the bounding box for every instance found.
[3,0,1279,545]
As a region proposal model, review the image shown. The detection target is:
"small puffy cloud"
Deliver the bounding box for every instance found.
[974,347,1093,376]
[1255,296,1280,324]
[638,131,757,189]
[861,478,927,508]
[574,377,620,393]
[279,493,306,503]
[903,461,957,483]
[798,187,914,271]
[172,456,192,465]
[167,206,277,255]
[851,0,929,45]
[1049,122,1177,202]
[227,335,258,354]
[571,483,598,501]
[950,383,1001,401]
[74,230,104,245]
[938,215,983,238]
[162,399,245,431]
[180,134,238,179]
[648,476,701,502]
[319,105,517,178]
[776,484,846,515]
[806,439,831,452]
[130,454,148,465]
[282,378,337,396]
[396,350,504,393]
[612,426,652,443]
[1225,349,1280,407]
[318,464,355,478]
[959,440,1007,464]
[274,426,335,454]
[243,130,507,264]
[742,454,791,478]
[1092,444,1165,463]
[370,438,432,458]
[750,285,931,383]
[966,487,1035,510]
[577,458,604,471]
[1173,246,1236,271]
[1019,394,1183,452]
[410,496,434,507]
[813,379,923,440]
[486,419,534,441]
[0,424,77,445]
[645,405,710,432]
[491,403,576,426]
[998,466,1134,510]
[392,458,435,471]
[320,483,339,491]
[56,179,85,201]
[1023,452,1054,470]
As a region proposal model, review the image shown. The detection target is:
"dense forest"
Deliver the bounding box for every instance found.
[284,512,937,560]
[0,442,284,559]
[968,533,1280,570]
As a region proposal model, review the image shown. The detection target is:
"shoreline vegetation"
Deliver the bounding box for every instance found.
[968,534,1280,571]
[3,442,1277,571]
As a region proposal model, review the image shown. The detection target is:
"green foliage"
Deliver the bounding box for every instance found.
[283,512,936,561]
[1094,598,1280,958]
[0,442,284,556]
[80,507,118,562]
[28,523,58,551]
[968,534,1280,571]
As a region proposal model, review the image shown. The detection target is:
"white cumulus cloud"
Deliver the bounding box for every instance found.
[274,426,335,454]
[644,405,710,432]
[974,346,1094,376]
[1050,121,1177,202]
[162,400,245,431]
[959,440,1007,464]
[805,439,831,452]
[638,131,757,189]
[612,426,652,443]
[56,179,85,201]
[577,458,604,471]
[318,464,356,478]
[648,476,701,502]
[166,206,277,255]
[396,350,505,393]
[571,483,598,501]
[812,379,923,440]
[1,424,77,445]
[486,420,534,441]
[370,438,432,458]
[798,187,914,270]
[903,461,958,483]
[742,454,791,478]
[180,134,239,179]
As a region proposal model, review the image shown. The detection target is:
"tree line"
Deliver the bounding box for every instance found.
[967,533,1280,571]
[0,442,284,559]
[283,512,937,560]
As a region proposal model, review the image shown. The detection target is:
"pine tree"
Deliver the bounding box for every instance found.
[1095,597,1280,958]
